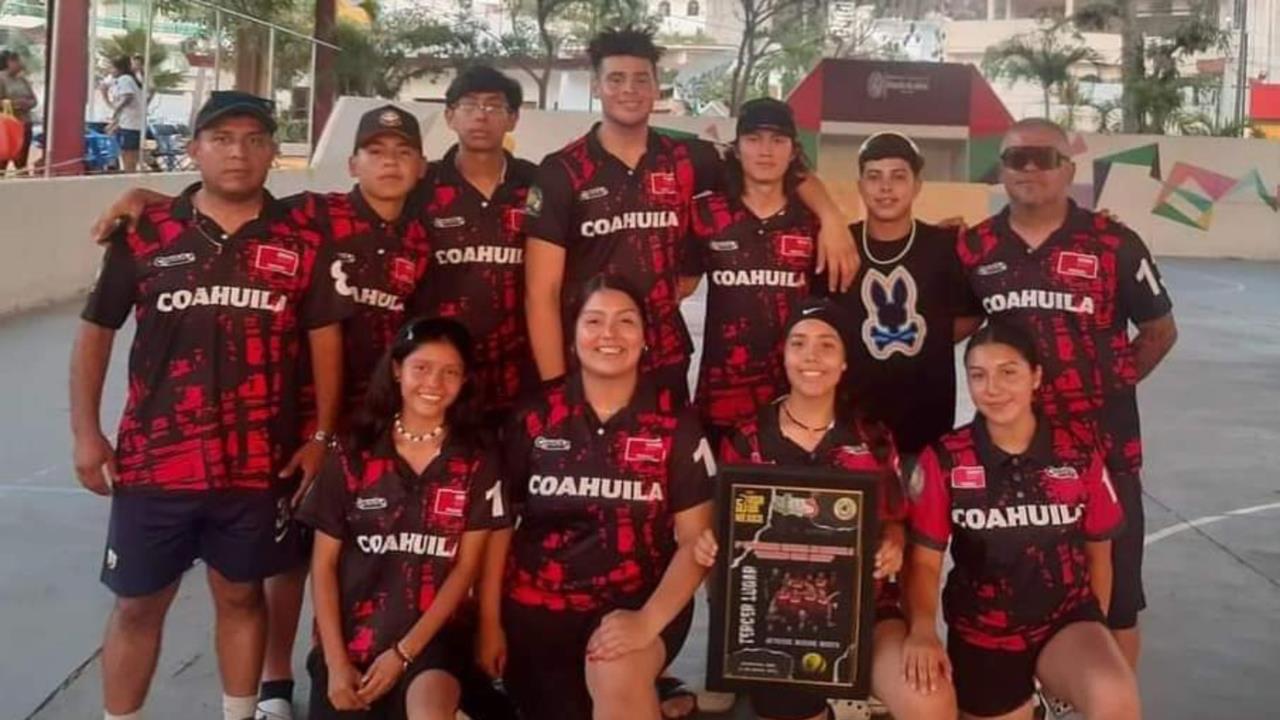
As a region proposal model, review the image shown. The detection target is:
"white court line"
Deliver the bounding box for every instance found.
[1144,501,1280,546]
[1165,265,1247,296]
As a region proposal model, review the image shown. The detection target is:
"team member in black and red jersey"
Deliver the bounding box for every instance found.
[299,317,509,720]
[409,66,539,422]
[477,275,716,720]
[697,298,957,720]
[821,132,981,460]
[678,98,820,448]
[523,26,860,400]
[957,118,1177,670]
[905,321,1139,720]
[69,91,351,720]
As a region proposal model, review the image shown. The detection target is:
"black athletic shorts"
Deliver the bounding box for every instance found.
[748,614,903,720]
[1107,472,1145,630]
[101,489,291,597]
[502,596,694,720]
[306,625,470,720]
[948,600,1105,717]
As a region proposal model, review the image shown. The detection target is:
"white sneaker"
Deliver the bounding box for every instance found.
[1037,689,1078,718]
[695,689,737,713]
[255,698,293,720]
[830,698,873,720]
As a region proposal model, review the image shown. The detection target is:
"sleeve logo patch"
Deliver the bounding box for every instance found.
[254,246,300,277]
[649,172,678,195]
[624,436,667,463]
[390,257,417,286]
[1056,251,1099,279]
[778,234,814,258]
[433,488,467,518]
[525,185,543,217]
[950,466,987,489]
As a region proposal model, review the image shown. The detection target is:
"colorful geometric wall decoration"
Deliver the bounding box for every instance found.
[1089,143,1279,232]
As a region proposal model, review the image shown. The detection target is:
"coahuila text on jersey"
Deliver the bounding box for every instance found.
[580,211,680,238]
[156,286,286,313]
[711,269,806,288]
[355,532,456,557]
[434,246,523,265]
[331,261,404,310]
[982,289,1094,314]
[528,474,665,502]
[952,503,1083,530]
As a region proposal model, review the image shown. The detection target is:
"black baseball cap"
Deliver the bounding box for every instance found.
[737,97,797,139]
[193,91,277,135]
[354,105,423,153]
[858,131,923,173]
[783,297,855,352]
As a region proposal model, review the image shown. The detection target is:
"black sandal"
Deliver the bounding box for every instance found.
[657,676,698,719]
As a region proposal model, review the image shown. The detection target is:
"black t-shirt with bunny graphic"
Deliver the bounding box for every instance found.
[819,221,977,455]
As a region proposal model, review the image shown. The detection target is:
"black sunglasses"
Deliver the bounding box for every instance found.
[1000,146,1070,171]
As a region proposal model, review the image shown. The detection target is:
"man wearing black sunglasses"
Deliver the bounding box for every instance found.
[956,118,1178,676]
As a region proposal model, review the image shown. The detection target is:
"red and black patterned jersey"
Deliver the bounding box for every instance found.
[683,193,819,437]
[82,184,351,493]
[288,189,432,417]
[297,433,509,666]
[503,374,716,612]
[957,203,1173,475]
[523,124,723,377]
[721,402,907,611]
[818,221,975,455]
[408,146,538,417]
[909,418,1123,649]
[721,401,907,527]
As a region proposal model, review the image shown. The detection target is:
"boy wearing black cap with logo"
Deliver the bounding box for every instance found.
[821,132,981,465]
[679,98,821,450]
[70,90,352,720]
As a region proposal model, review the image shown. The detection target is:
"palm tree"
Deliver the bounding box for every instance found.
[982,18,1101,119]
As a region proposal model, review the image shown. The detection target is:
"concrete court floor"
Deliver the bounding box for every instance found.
[3,257,1278,720]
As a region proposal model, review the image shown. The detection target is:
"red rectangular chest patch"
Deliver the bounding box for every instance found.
[254,246,300,277]
[649,172,677,195]
[951,466,987,489]
[778,234,814,258]
[433,488,467,518]
[625,437,667,463]
[504,207,525,233]
[390,257,417,286]
[1056,251,1099,280]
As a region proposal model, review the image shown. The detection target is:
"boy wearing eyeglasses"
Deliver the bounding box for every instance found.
[957,117,1178,674]
[819,131,981,464]
[409,65,539,425]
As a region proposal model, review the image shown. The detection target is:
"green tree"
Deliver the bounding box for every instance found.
[982,17,1101,119]
[97,27,184,99]
[332,5,481,98]
[158,0,301,96]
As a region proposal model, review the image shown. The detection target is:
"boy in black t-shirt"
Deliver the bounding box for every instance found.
[822,132,981,460]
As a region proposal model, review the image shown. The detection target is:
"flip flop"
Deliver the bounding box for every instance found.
[657,676,698,719]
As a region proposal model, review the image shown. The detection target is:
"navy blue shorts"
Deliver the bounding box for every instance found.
[115,129,141,151]
[101,489,298,597]
[1107,472,1146,629]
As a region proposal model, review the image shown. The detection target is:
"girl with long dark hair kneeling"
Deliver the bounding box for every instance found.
[299,318,510,719]
[905,321,1139,720]
[481,274,716,720]
[698,298,957,720]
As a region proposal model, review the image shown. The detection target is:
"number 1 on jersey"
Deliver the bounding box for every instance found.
[485,481,505,518]
[1136,257,1162,296]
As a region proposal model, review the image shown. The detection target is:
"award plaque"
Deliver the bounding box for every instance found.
[706,464,880,699]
